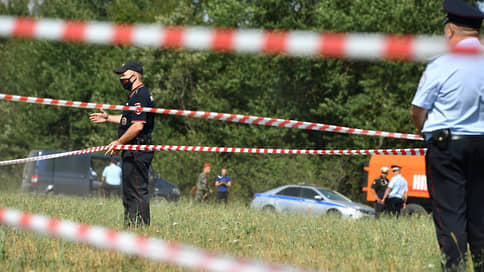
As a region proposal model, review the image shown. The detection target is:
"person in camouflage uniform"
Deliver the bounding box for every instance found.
[195,163,213,202]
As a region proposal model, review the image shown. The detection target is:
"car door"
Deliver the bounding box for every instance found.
[300,188,322,215]
[53,155,90,195]
[275,187,302,213]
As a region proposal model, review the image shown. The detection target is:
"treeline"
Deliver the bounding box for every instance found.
[0,0,440,201]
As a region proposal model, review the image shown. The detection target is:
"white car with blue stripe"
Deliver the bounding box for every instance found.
[251,184,374,219]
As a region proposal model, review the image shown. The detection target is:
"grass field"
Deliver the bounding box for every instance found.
[0,191,450,271]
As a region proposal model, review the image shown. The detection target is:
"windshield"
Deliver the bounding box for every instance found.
[316,188,351,202]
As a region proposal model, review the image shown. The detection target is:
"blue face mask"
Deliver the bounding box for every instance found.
[120,75,135,90]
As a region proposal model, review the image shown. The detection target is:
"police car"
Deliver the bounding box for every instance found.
[250,184,374,219]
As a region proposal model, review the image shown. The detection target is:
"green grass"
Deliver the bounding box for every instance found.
[0,192,447,271]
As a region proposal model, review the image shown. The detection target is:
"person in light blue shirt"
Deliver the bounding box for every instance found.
[101,160,122,197]
[411,37,484,140]
[410,0,484,269]
[382,165,408,217]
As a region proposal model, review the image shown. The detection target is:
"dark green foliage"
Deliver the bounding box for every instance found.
[0,0,442,202]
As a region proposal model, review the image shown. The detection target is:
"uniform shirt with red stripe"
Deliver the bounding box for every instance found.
[118,85,155,139]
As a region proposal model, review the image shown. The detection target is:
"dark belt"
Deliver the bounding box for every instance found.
[429,129,484,150]
[128,136,152,145]
[451,134,484,141]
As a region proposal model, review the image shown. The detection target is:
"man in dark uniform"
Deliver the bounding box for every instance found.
[411,0,484,269]
[370,166,389,218]
[89,61,155,227]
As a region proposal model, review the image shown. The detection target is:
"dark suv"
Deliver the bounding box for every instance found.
[21,150,180,201]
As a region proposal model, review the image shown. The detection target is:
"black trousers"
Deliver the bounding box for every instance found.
[385,198,403,217]
[426,138,484,271]
[217,191,228,204]
[374,202,386,218]
[122,150,154,227]
[102,184,120,197]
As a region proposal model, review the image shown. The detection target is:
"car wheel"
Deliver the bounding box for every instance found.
[401,203,428,217]
[262,205,275,213]
[44,185,54,196]
[326,209,342,217]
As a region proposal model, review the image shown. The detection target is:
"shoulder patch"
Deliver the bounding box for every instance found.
[134,102,142,115]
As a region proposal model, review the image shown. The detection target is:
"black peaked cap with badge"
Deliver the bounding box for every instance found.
[113,61,143,75]
[443,0,484,29]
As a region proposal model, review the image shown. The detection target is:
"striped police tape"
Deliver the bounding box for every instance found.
[0,93,424,141]
[0,15,480,61]
[0,145,426,167]
[0,206,308,272]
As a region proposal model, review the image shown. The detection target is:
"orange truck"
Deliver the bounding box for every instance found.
[362,155,431,215]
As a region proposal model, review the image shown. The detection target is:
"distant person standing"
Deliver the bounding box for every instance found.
[382,165,408,217]
[215,168,231,205]
[195,163,212,202]
[370,166,389,217]
[89,61,155,227]
[101,159,122,197]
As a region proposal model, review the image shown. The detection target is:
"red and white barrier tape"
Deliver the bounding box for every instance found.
[1,16,480,61]
[0,207,307,272]
[0,146,110,166]
[0,93,424,141]
[0,145,426,166]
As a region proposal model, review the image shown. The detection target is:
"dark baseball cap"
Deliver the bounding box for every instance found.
[113,61,143,75]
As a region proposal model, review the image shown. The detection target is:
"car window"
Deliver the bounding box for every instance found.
[54,155,89,175]
[300,188,319,199]
[316,188,350,202]
[276,187,301,197]
[36,158,54,174]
